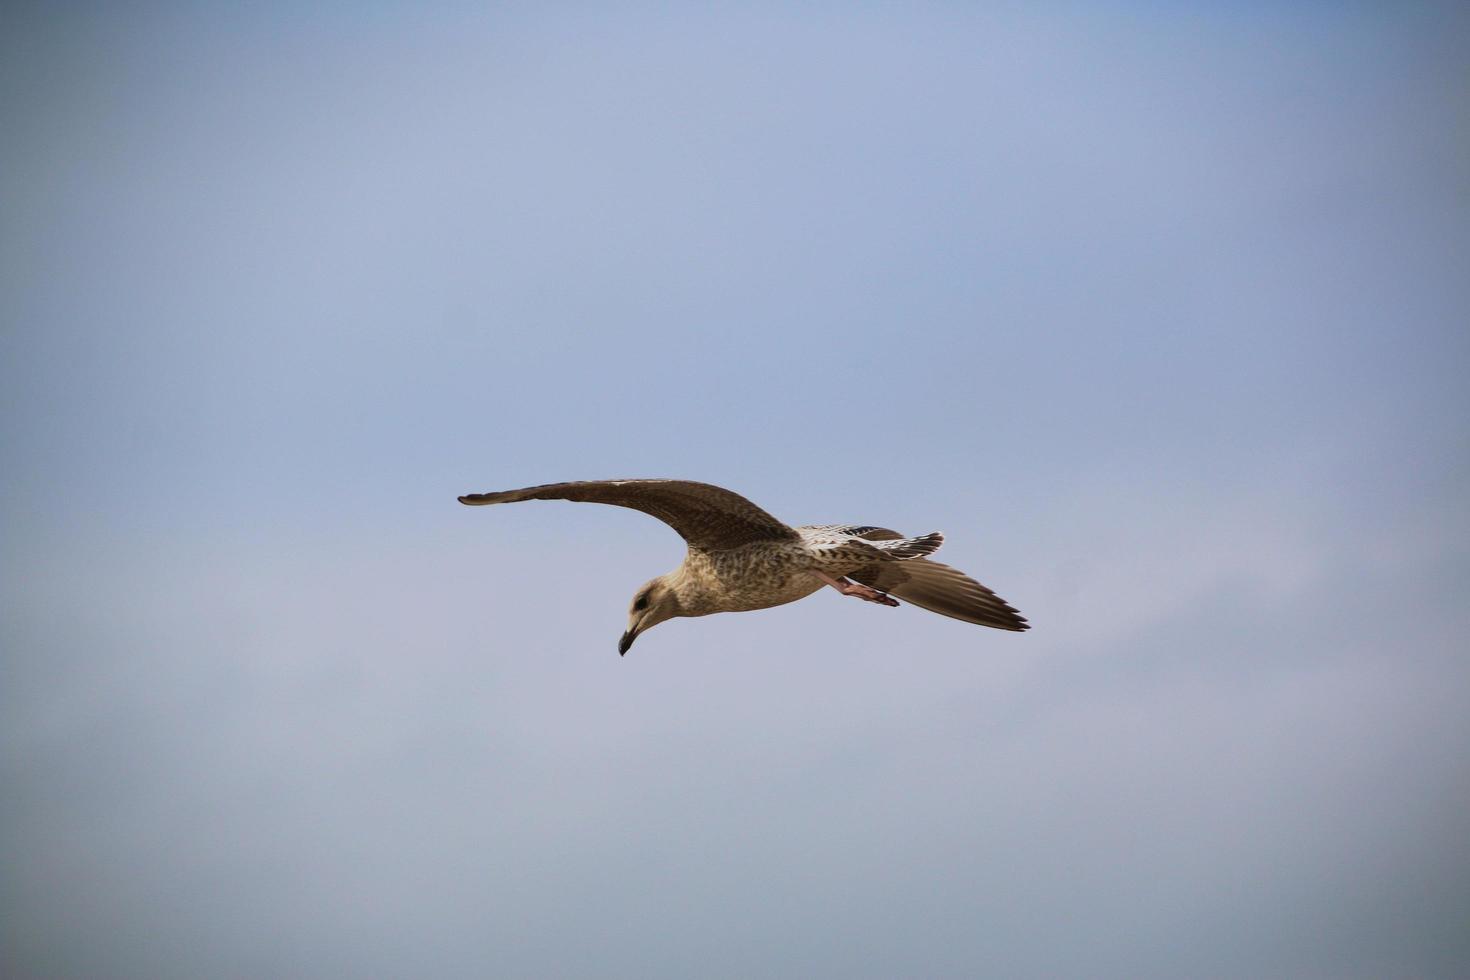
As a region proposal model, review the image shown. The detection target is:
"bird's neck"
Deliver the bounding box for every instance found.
[667,565,717,617]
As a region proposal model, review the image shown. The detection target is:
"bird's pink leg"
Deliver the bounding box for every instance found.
[809,570,900,607]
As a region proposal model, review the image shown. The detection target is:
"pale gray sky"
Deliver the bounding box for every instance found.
[3,3,1468,977]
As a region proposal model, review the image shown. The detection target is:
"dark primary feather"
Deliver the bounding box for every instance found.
[457,479,799,551]
[851,558,1029,631]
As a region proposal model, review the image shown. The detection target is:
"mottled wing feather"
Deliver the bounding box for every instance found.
[798,524,943,561]
[458,479,798,551]
[852,558,1029,632]
[801,524,905,541]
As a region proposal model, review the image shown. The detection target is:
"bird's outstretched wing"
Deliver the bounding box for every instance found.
[852,558,1029,631]
[458,479,799,551]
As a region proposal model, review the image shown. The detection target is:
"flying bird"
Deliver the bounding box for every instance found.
[458,479,1028,655]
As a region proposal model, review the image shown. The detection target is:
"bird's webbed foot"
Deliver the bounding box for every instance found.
[811,571,900,607]
[844,581,900,606]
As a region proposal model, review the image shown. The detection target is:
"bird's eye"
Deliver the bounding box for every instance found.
[634,593,650,611]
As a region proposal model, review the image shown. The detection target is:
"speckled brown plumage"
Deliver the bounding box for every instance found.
[458,478,1028,653]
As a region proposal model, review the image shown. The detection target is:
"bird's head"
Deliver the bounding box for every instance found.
[619,575,680,656]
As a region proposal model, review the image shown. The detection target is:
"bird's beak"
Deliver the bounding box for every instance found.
[618,629,637,656]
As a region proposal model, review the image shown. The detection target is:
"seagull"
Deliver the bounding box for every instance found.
[458,479,1028,655]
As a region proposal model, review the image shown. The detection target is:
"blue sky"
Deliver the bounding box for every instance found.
[3,3,1467,977]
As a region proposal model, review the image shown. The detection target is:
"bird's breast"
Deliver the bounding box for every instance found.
[682,543,823,613]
